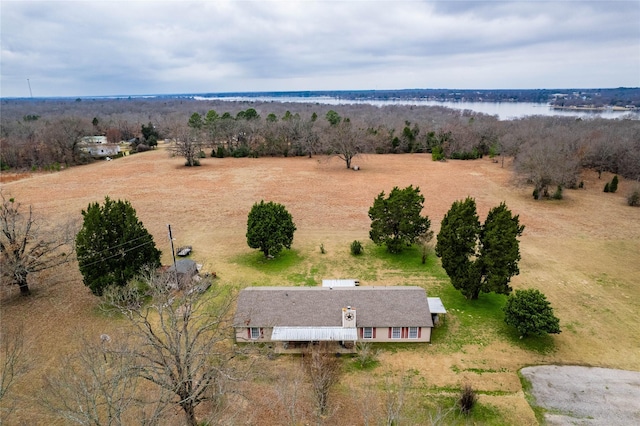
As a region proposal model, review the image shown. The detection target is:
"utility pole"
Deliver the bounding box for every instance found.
[27,79,33,98]
[167,224,179,289]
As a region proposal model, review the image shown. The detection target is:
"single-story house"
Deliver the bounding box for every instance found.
[80,136,120,158]
[82,136,108,144]
[233,286,435,352]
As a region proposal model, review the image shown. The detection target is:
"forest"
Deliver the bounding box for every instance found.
[1,97,639,200]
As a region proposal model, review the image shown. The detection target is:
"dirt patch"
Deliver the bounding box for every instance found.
[521,365,640,425]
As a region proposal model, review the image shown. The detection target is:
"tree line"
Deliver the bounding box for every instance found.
[2,98,639,189]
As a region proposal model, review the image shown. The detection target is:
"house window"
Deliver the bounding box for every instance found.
[363,327,373,339]
[409,327,418,339]
[250,327,260,340]
[392,327,401,339]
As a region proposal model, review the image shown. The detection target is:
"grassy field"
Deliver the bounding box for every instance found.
[2,147,639,424]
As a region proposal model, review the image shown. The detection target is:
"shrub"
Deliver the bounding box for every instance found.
[552,185,563,200]
[458,383,477,414]
[604,182,610,193]
[610,175,619,193]
[198,150,206,158]
[627,189,640,207]
[350,240,363,255]
[450,148,481,160]
[320,243,326,254]
[231,145,251,158]
[431,145,445,161]
[213,146,227,158]
[504,288,560,337]
[354,342,379,369]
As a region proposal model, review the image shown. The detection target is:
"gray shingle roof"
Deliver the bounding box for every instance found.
[233,286,433,328]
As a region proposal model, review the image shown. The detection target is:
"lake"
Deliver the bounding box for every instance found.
[195,95,638,121]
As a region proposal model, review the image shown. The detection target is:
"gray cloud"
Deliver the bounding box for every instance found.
[1,0,638,97]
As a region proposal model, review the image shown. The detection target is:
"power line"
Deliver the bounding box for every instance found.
[79,233,150,260]
[77,239,155,269]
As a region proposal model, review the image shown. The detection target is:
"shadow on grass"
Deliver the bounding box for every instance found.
[232,249,304,274]
[501,327,558,355]
[370,244,449,280]
[345,358,380,373]
[416,394,504,425]
[440,285,507,324]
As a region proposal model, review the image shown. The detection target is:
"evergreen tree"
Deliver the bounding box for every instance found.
[504,289,561,337]
[188,113,203,130]
[368,185,431,254]
[75,197,161,296]
[610,175,619,193]
[246,201,296,258]
[478,203,525,295]
[141,122,159,142]
[436,198,524,299]
[435,197,482,299]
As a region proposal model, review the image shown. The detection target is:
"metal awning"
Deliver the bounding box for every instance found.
[271,327,358,341]
[428,297,447,314]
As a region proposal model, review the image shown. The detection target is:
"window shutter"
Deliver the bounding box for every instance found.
[360,328,363,338]
[247,328,251,339]
[373,328,377,338]
[418,327,422,338]
[260,328,264,338]
[403,327,408,338]
[388,328,392,338]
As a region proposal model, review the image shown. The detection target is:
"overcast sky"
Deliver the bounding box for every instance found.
[1,0,639,98]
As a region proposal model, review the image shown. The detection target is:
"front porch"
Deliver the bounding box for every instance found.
[274,340,357,354]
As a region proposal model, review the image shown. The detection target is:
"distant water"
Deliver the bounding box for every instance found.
[194,95,638,121]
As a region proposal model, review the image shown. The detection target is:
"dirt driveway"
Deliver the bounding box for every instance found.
[521,365,640,425]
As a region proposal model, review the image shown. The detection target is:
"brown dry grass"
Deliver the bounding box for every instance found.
[2,146,639,424]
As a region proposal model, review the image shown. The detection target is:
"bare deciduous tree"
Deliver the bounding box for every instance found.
[0,324,28,421]
[274,362,308,426]
[326,118,366,169]
[0,191,74,296]
[40,334,164,426]
[166,117,204,167]
[46,117,91,165]
[350,375,380,426]
[382,370,414,426]
[105,271,242,426]
[302,342,342,417]
[512,119,583,198]
[417,229,435,265]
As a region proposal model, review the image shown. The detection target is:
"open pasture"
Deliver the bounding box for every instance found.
[2,147,639,424]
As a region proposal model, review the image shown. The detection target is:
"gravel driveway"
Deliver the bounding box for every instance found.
[520,365,640,425]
